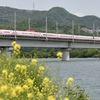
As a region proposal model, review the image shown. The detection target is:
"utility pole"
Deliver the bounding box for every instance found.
[72,20,74,41]
[72,20,74,35]
[28,18,31,30]
[56,22,58,33]
[78,24,80,35]
[46,17,48,40]
[93,23,95,38]
[96,27,99,37]
[14,12,16,39]
[14,12,16,31]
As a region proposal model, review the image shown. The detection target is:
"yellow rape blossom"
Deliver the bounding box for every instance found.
[21,65,27,70]
[56,51,62,58]
[37,92,44,99]
[43,77,50,83]
[21,65,27,74]
[2,69,8,76]
[27,93,33,99]
[31,59,38,64]
[0,98,4,100]
[33,86,39,92]
[11,41,16,46]
[9,72,14,81]
[15,85,23,94]
[12,42,21,56]
[23,85,29,91]
[64,97,70,100]
[13,44,21,50]
[66,77,74,85]
[39,66,44,71]
[9,72,14,77]
[11,89,17,98]
[15,64,21,71]
[47,95,55,100]
[38,66,45,74]
[25,78,33,87]
[0,85,8,93]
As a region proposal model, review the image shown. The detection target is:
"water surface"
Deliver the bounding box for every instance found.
[38,58,100,100]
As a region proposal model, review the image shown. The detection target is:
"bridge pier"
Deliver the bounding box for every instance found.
[61,48,70,61]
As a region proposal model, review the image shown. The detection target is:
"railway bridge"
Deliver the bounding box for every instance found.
[0,34,100,61]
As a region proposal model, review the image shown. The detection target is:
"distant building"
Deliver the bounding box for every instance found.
[81,27,93,33]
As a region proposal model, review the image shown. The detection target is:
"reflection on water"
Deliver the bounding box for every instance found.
[38,58,100,100]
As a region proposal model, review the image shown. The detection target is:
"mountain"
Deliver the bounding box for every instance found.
[44,7,80,24]
[0,6,100,28]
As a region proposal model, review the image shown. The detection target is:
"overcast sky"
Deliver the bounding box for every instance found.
[0,0,100,17]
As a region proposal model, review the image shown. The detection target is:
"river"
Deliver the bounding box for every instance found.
[38,58,100,100]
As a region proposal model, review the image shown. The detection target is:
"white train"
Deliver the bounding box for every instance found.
[0,29,100,41]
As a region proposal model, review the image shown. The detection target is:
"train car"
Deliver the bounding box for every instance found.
[0,29,100,41]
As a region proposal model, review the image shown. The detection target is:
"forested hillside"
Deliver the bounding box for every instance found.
[0,6,100,28]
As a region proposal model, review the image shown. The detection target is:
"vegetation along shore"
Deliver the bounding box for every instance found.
[0,41,91,100]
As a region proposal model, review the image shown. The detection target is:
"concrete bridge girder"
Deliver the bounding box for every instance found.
[0,38,100,48]
[0,38,100,61]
